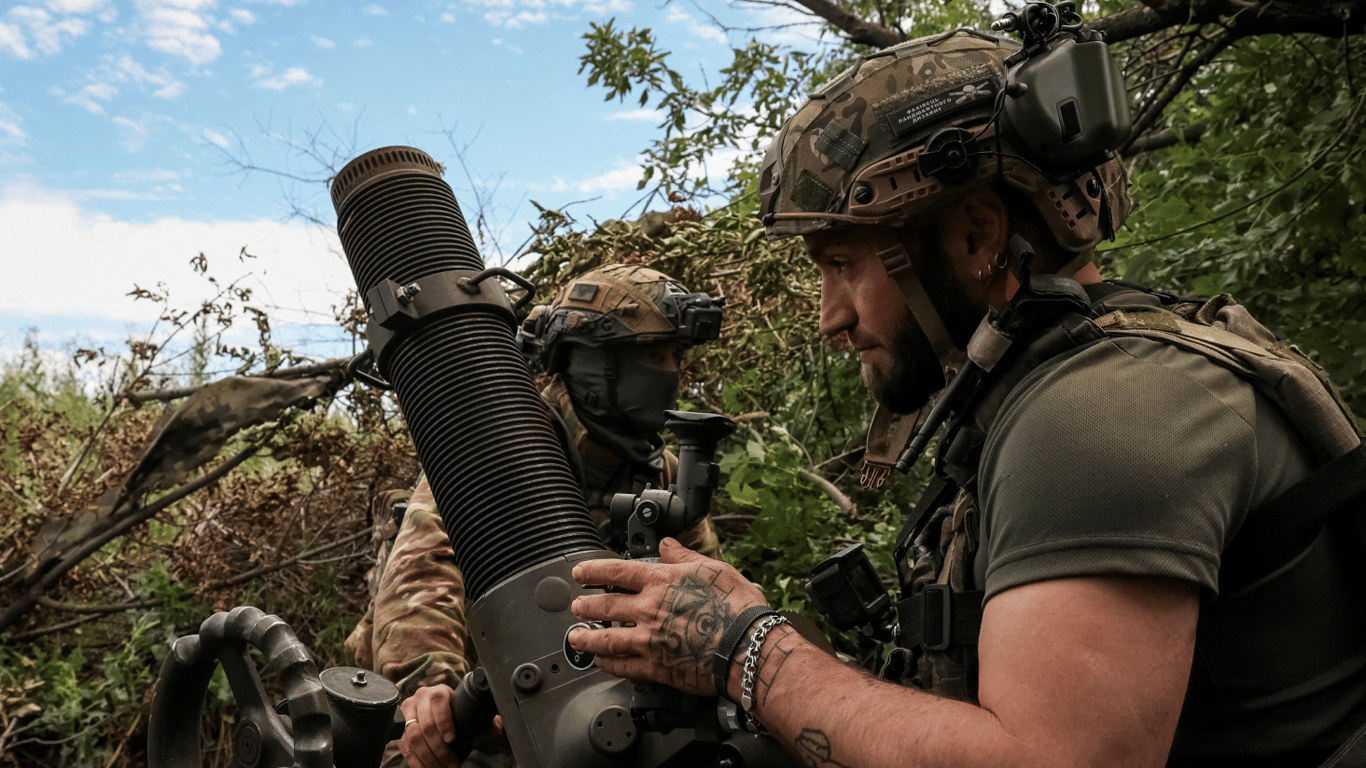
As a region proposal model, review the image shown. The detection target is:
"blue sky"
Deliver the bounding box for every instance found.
[0,0,816,372]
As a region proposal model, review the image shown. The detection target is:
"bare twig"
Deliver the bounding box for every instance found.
[199,528,370,591]
[1124,28,1237,153]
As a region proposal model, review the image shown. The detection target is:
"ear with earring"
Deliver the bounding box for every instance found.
[977,250,1010,285]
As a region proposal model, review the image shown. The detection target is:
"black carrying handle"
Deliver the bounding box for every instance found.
[445,668,499,760]
[149,606,334,768]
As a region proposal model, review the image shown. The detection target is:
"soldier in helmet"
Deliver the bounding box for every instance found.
[358,263,725,768]
[567,23,1366,768]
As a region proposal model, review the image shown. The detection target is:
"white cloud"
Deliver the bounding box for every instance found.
[153,80,184,99]
[0,22,32,59]
[230,8,256,24]
[112,167,180,184]
[113,115,150,152]
[63,82,118,114]
[581,0,630,12]
[61,55,186,113]
[353,37,372,47]
[0,102,25,144]
[247,62,270,77]
[310,35,334,48]
[0,178,350,329]
[484,10,546,28]
[606,109,659,122]
[362,4,388,16]
[109,54,185,97]
[490,37,521,54]
[137,0,223,65]
[202,127,229,147]
[577,162,643,194]
[667,8,724,43]
[254,66,319,90]
[46,0,109,13]
[439,11,454,22]
[4,6,90,57]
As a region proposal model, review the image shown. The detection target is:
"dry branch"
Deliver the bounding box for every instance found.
[0,446,257,635]
[125,357,350,404]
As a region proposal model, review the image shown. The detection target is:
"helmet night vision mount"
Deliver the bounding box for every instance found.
[917,1,1131,189]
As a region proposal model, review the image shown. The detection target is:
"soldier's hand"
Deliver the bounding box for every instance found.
[567,537,768,697]
[398,685,503,768]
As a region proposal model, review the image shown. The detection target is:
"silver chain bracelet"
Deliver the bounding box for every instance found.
[739,614,789,717]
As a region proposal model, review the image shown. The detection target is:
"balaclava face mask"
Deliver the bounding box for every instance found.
[562,343,680,463]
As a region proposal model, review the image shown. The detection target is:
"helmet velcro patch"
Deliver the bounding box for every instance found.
[790,169,837,213]
[815,121,868,173]
[874,63,998,140]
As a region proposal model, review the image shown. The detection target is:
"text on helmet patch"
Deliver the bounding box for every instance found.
[875,66,997,140]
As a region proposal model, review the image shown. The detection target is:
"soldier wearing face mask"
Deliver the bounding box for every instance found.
[347,263,724,768]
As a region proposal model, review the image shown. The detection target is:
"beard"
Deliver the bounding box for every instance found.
[867,226,985,415]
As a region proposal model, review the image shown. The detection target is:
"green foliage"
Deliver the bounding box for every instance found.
[1107,34,1366,417]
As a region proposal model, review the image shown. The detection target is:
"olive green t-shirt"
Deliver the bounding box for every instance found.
[974,330,1366,764]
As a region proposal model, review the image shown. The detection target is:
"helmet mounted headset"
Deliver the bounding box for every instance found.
[757,2,1133,482]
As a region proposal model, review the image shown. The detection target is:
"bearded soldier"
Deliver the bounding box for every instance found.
[565,26,1366,768]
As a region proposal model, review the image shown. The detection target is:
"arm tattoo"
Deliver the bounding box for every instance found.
[756,625,798,708]
[654,565,734,668]
[795,729,852,768]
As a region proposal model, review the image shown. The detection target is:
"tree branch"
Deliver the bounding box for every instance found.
[125,357,349,404]
[1092,1,1365,45]
[1124,28,1236,153]
[799,468,858,516]
[789,0,905,48]
[0,446,257,635]
[1122,121,1209,155]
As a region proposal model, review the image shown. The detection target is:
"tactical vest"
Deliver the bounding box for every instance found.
[883,282,1364,705]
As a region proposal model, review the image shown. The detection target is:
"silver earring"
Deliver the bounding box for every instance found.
[977,263,995,285]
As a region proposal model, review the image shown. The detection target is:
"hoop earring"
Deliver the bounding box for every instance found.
[977,263,995,285]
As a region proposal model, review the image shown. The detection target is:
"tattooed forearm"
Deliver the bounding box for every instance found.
[794,728,852,768]
[653,565,735,669]
[755,624,799,708]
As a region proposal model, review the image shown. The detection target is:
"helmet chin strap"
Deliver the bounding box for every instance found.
[873,229,967,384]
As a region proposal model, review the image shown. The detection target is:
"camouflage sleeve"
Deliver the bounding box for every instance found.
[344,490,407,672]
[369,476,473,697]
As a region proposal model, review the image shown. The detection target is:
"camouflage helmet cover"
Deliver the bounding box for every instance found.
[758,28,1131,252]
[522,263,718,372]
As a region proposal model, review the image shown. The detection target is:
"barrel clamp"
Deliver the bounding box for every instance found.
[364,267,536,373]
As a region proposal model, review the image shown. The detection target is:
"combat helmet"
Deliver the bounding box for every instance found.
[757,26,1131,253]
[519,263,723,374]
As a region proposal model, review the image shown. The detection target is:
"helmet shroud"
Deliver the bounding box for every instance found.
[524,263,705,374]
[758,28,1130,253]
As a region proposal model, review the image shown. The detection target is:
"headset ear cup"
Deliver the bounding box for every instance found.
[518,305,552,370]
